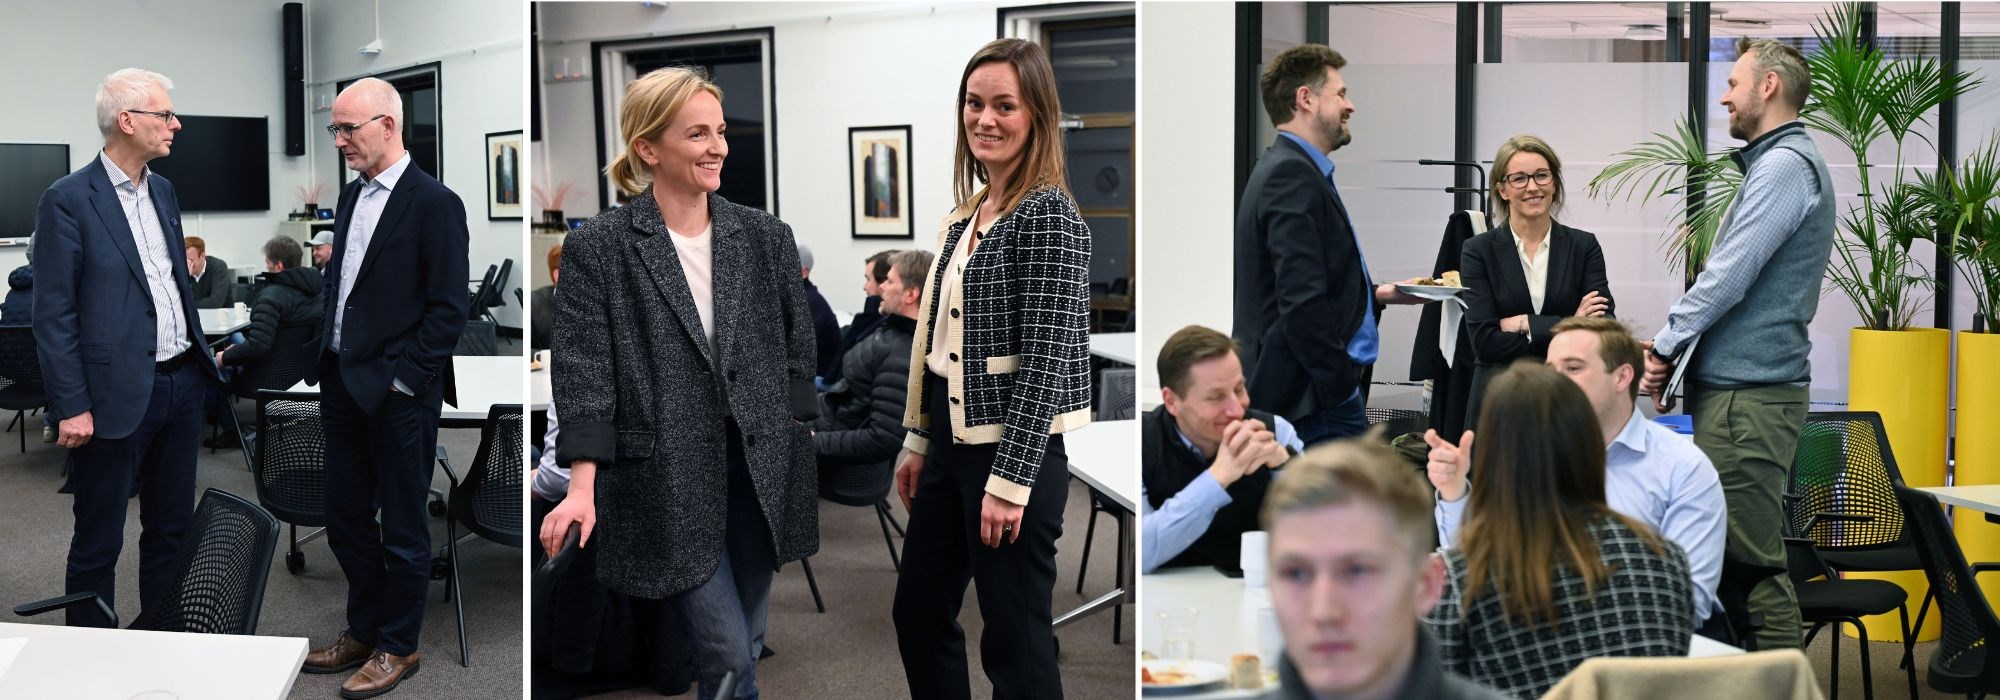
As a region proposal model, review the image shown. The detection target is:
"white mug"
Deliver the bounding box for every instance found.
[1241,530,1269,587]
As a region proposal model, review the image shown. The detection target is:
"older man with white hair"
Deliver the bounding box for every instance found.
[31,68,220,628]
[299,77,469,697]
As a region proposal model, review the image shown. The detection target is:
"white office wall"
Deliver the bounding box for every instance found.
[308,0,526,328]
[0,0,309,279]
[537,0,1090,317]
[1957,61,2000,335]
[1136,0,1236,398]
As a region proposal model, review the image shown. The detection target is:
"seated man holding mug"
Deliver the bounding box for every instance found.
[1143,325,1298,573]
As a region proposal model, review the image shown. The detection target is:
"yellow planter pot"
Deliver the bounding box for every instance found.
[1953,331,2000,620]
[1846,327,1950,642]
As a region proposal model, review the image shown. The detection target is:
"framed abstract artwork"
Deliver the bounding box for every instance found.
[485,129,524,220]
[848,125,913,238]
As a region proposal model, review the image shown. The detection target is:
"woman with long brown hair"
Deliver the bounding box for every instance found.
[890,38,1093,699]
[1426,362,1694,699]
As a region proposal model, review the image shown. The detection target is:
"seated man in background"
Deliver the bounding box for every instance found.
[796,242,842,384]
[184,235,232,308]
[809,250,931,490]
[1,239,31,326]
[1426,315,1725,627]
[823,249,895,388]
[309,230,334,271]
[1143,324,1297,574]
[216,236,322,368]
[531,243,559,351]
[1259,438,1504,700]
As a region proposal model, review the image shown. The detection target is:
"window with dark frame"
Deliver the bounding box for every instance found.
[335,63,443,186]
[1034,12,1136,334]
[621,40,770,213]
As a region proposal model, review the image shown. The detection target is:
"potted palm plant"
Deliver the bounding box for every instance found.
[1925,137,2000,583]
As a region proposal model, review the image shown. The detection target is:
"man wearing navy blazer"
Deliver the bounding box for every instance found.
[1233,45,1426,447]
[299,77,469,698]
[33,68,220,628]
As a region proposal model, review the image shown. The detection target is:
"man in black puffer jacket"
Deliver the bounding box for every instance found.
[809,249,932,493]
[219,236,322,366]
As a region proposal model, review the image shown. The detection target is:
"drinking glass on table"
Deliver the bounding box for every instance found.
[1158,608,1200,661]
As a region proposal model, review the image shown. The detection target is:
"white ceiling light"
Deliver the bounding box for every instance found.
[1625,24,1667,40]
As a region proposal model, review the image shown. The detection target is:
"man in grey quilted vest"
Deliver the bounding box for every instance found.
[1641,37,1836,651]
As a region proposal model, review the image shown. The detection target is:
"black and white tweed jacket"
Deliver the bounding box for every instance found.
[1426,516,1696,699]
[901,185,1093,505]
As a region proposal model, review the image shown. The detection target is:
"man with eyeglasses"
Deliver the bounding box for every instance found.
[31,67,220,628]
[298,77,469,698]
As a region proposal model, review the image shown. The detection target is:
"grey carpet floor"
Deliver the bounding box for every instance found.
[580,477,1138,699]
[0,377,524,699]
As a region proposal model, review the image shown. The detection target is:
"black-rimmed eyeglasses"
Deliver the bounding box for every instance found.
[126,109,180,124]
[1503,170,1555,189]
[326,114,388,138]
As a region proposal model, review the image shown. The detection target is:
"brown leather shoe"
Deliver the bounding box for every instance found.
[339,650,421,699]
[302,632,374,674]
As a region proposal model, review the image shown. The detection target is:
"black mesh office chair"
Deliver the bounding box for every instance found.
[0,325,47,453]
[1895,484,2000,698]
[15,488,280,635]
[1786,514,1918,699]
[252,390,329,574]
[437,403,525,666]
[820,455,902,572]
[1365,407,1430,441]
[1786,411,1926,671]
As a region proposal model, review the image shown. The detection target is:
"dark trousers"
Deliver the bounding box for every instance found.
[893,372,1068,700]
[64,360,204,627]
[320,357,440,655]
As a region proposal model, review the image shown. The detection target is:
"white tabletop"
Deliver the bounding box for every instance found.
[197,306,251,337]
[289,355,538,422]
[1142,566,1738,698]
[1064,419,1136,512]
[0,622,307,699]
[1919,485,2000,514]
[1090,332,1137,365]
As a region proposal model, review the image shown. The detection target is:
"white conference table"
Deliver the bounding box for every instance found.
[0,622,307,698]
[1919,485,2000,516]
[1090,332,1137,365]
[288,355,543,426]
[1055,419,1137,631]
[1142,567,1741,698]
[197,306,251,338]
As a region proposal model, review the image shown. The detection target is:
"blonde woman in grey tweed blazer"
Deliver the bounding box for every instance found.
[889,39,1094,699]
[541,67,818,700]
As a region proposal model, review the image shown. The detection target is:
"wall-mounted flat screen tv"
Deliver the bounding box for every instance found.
[148,115,270,212]
[0,143,72,238]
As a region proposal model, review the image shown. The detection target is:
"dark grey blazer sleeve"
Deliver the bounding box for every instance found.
[552,231,618,467]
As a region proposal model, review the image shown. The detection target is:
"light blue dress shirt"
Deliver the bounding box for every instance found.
[1434,407,1728,621]
[331,152,414,394]
[1140,414,1304,573]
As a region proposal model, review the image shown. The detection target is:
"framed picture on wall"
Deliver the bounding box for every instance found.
[485,130,524,220]
[848,125,913,239]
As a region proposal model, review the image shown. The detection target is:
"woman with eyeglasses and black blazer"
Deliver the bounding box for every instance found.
[1460,135,1616,430]
[890,38,1094,699]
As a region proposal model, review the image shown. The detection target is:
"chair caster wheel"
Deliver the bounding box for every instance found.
[429,500,446,517]
[431,558,450,581]
[285,551,305,574]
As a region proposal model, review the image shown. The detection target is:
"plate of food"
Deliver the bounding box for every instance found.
[1142,659,1229,695]
[1396,270,1468,300]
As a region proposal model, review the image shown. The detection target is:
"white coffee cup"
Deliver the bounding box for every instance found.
[1241,530,1269,588]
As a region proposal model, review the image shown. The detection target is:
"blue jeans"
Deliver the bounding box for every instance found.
[1292,389,1369,448]
[669,423,775,700]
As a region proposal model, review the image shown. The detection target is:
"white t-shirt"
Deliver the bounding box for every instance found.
[669,224,717,350]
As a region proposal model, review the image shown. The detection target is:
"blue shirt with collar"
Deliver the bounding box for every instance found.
[1276,131,1377,369]
[1432,407,1727,621]
[1140,414,1304,573]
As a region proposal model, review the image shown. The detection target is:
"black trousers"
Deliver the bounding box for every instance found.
[64,359,204,627]
[320,356,441,656]
[893,372,1068,700]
